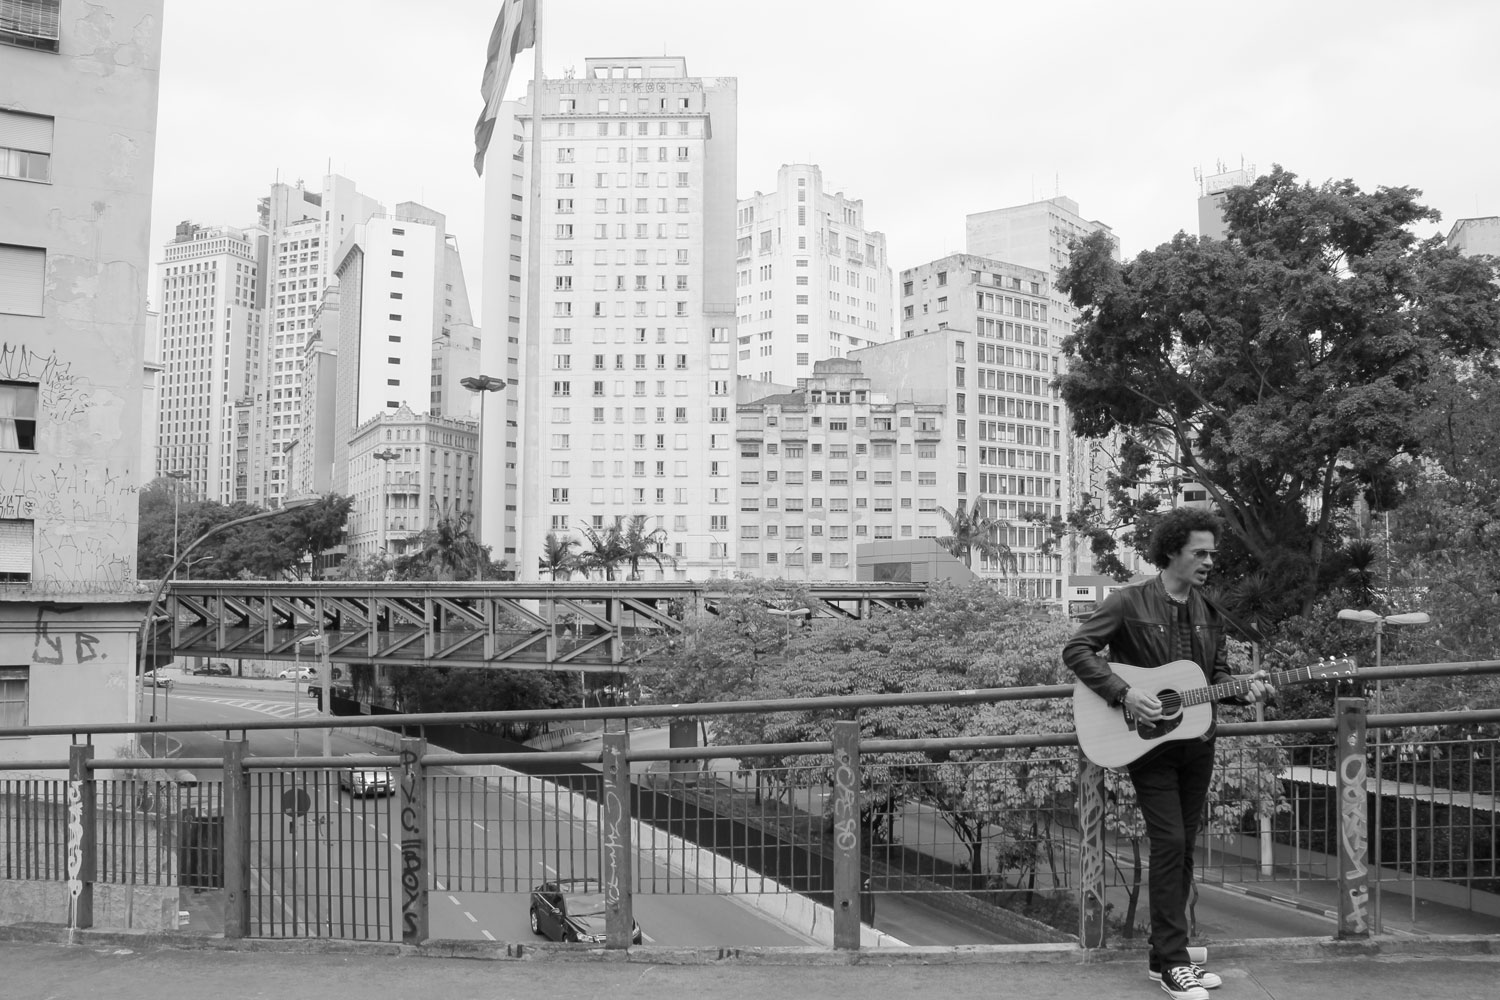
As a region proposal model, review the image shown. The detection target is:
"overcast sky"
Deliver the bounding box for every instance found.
[150,0,1499,319]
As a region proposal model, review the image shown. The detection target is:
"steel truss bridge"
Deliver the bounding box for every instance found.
[154,581,929,674]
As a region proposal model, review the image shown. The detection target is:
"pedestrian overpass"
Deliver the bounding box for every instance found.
[152,581,928,674]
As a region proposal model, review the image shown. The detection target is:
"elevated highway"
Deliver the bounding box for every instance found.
[152,581,928,674]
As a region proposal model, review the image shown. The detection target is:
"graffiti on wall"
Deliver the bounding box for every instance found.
[32,607,106,666]
[0,342,140,595]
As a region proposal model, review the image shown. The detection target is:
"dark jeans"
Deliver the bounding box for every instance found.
[1129,738,1216,971]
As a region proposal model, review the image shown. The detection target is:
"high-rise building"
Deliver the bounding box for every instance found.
[875,254,1064,599]
[1447,216,1500,258]
[735,359,945,581]
[1195,162,1257,241]
[965,196,1122,578]
[483,57,739,580]
[155,222,265,503]
[735,164,893,384]
[0,0,163,760]
[255,175,383,507]
[331,203,472,491]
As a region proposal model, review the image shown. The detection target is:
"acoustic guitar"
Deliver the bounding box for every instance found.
[1073,657,1357,768]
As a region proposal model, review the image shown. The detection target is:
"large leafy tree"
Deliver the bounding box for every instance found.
[936,497,1016,572]
[1058,166,1500,617]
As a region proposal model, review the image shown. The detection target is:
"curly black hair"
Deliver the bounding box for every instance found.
[1145,507,1222,569]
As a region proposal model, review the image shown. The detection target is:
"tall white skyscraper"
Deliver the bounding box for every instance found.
[255,175,383,507]
[482,56,738,580]
[735,164,894,385]
[155,222,265,504]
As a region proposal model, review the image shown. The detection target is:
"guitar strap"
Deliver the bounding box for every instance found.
[1198,589,1266,646]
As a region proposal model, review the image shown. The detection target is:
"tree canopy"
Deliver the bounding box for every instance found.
[137,480,352,580]
[1057,166,1500,617]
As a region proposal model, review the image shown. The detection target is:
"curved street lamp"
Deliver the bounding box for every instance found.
[137,497,321,743]
[460,374,508,582]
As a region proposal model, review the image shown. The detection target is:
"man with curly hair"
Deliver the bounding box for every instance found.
[1063,507,1273,1000]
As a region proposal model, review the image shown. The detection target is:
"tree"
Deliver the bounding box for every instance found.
[395,509,506,581]
[936,497,1016,573]
[1057,166,1500,618]
[135,487,353,580]
[576,517,628,581]
[620,514,675,580]
[538,532,580,580]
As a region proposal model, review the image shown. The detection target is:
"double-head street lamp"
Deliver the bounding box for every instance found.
[137,497,321,737]
[460,374,507,582]
[372,447,401,562]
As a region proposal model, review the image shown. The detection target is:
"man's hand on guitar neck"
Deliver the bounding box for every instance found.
[1243,670,1276,705]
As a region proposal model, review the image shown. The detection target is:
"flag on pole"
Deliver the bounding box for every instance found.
[473,0,538,176]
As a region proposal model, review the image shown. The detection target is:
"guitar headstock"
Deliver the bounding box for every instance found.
[1308,655,1357,680]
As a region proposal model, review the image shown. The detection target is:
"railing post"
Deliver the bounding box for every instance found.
[398,736,428,945]
[831,719,861,951]
[1335,697,1372,939]
[1076,756,1108,948]
[601,730,635,948]
[66,744,96,936]
[221,738,251,939]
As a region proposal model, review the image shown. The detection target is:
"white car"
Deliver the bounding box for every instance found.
[338,754,393,797]
[277,666,313,680]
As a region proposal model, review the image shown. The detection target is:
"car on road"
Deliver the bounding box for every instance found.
[192,662,232,677]
[337,754,393,797]
[141,669,174,689]
[277,666,314,680]
[528,878,643,944]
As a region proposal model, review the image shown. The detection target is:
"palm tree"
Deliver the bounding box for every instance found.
[407,510,482,581]
[539,532,580,581]
[576,518,629,581]
[936,497,1017,574]
[620,514,676,581]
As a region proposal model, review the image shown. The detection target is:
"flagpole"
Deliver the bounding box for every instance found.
[522,0,545,580]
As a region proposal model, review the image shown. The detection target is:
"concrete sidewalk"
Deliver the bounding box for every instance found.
[1,930,1498,1000]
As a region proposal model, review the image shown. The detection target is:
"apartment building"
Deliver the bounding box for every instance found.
[735,360,945,580]
[345,405,478,561]
[155,222,264,503]
[0,0,163,760]
[735,163,893,384]
[876,254,1065,600]
[482,56,738,579]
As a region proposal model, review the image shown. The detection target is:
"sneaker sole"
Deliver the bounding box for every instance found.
[1150,969,1222,990]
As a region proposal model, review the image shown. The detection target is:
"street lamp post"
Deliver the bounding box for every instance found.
[167,470,190,581]
[372,448,400,564]
[459,374,507,582]
[1336,607,1431,932]
[137,498,321,740]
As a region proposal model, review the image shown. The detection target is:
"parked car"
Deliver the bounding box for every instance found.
[337,754,393,797]
[528,878,643,944]
[192,662,232,677]
[277,666,314,680]
[141,669,174,689]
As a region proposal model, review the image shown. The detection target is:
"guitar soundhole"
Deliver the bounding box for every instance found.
[1138,689,1183,741]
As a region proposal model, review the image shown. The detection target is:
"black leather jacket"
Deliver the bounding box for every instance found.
[1062,576,1231,706]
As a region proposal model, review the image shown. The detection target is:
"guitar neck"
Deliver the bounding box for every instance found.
[1180,664,1328,707]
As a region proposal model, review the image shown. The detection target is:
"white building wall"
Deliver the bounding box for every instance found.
[488,57,739,581]
[736,163,894,386]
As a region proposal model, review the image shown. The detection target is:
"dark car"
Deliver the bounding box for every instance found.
[192,662,232,676]
[528,878,643,944]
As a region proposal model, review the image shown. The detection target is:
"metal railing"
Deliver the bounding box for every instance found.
[3,664,1500,949]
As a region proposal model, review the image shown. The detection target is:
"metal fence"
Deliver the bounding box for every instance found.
[4,666,1500,950]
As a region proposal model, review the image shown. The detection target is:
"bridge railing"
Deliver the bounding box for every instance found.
[4,666,1500,949]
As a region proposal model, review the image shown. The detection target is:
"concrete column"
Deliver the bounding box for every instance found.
[601,730,635,948]
[221,738,251,938]
[1076,757,1108,947]
[398,736,428,944]
[1335,697,1372,939]
[66,744,96,935]
[831,720,862,951]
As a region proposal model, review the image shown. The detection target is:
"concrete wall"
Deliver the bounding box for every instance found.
[0,881,179,933]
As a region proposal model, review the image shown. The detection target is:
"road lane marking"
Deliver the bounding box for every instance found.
[448,895,461,906]
[482,930,495,941]
[464,912,477,923]
[472,821,486,832]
